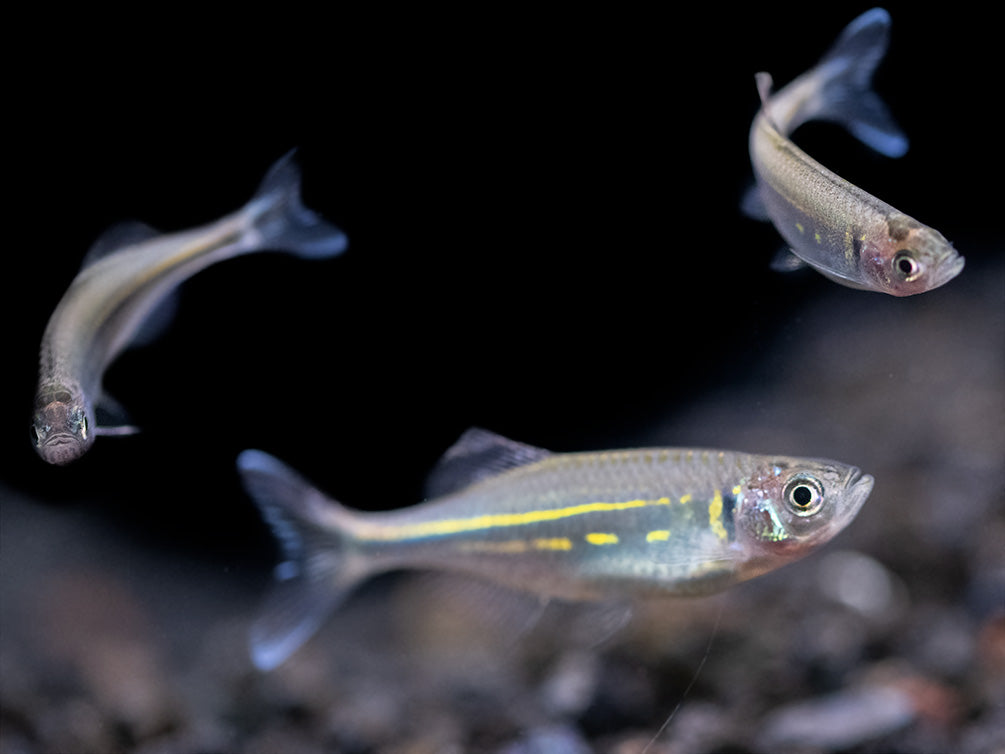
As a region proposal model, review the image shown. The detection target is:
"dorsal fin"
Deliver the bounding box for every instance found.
[754,71,780,131]
[424,427,552,498]
[82,221,160,268]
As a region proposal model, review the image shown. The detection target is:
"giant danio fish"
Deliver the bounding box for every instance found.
[747,8,963,295]
[32,153,347,465]
[238,428,874,670]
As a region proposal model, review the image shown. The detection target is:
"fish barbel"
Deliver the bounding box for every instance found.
[238,428,874,670]
[31,153,347,465]
[747,8,964,295]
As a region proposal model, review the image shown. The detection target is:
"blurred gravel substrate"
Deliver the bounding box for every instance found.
[2,258,1002,753]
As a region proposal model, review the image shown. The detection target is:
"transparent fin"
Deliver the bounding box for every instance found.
[128,289,180,348]
[645,534,739,596]
[564,600,635,649]
[81,221,161,268]
[807,8,909,157]
[770,249,810,273]
[424,427,553,498]
[94,393,140,435]
[244,151,349,259]
[741,181,769,221]
[237,449,362,670]
[754,72,778,130]
[396,572,553,651]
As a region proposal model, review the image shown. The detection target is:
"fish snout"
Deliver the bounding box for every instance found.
[36,433,86,465]
[931,253,966,290]
[841,469,874,521]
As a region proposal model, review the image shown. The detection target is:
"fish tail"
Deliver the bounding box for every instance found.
[237,449,363,671]
[245,151,349,259]
[798,8,909,158]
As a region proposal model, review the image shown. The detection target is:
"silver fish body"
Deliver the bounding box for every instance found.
[32,154,347,465]
[238,428,874,670]
[747,8,963,295]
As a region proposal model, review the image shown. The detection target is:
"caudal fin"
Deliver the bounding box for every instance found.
[246,151,349,259]
[764,8,909,158]
[237,449,361,670]
[812,8,909,158]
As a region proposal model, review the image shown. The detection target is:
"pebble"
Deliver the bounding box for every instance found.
[757,682,917,751]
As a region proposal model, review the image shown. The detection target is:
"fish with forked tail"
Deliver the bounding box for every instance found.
[746,8,963,295]
[31,153,347,465]
[237,428,873,670]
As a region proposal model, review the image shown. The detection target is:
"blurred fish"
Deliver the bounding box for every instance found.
[31,153,347,465]
[746,8,964,295]
[237,428,874,670]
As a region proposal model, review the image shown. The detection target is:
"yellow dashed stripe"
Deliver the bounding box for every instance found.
[533,537,574,551]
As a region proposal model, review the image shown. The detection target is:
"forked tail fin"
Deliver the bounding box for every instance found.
[757,8,909,158]
[237,449,363,670]
[246,151,349,259]
[803,7,909,157]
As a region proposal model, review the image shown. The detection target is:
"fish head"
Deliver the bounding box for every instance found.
[862,215,965,296]
[31,385,94,465]
[732,457,874,581]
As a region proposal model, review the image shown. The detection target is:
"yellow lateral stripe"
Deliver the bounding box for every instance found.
[709,489,728,541]
[585,532,619,546]
[679,493,692,505]
[356,497,672,542]
[646,530,670,542]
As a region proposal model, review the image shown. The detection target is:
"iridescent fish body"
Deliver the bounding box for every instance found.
[747,8,963,295]
[32,154,347,465]
[238,428,874,670]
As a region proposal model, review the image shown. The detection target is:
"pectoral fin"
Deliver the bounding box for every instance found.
[770,249,809,273]
[95,394,140,435]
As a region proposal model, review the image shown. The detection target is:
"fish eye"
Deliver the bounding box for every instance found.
[783,474,825,517]
[70,409,88,440]
[893,250,922,281]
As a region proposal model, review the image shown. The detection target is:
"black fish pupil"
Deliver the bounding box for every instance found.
[792,485,814,507]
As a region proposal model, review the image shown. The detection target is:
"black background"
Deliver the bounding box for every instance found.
[3,4,998,566]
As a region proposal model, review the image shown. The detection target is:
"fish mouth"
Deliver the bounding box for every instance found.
[931,254,966,289]
[37,434,84,465]
[42,432,77,447]
[840,468,875,523]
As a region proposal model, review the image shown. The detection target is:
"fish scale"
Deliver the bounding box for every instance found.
[348,451,753,599]
[746,7,963,295]
[237,428,873,670]
[30,152,347,465]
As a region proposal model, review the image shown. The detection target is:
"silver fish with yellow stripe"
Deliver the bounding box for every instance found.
[747,8,963,295]
[31,153,347,465]
[238,428,873,670]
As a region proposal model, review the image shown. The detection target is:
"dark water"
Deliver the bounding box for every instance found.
[3,6,1001,752]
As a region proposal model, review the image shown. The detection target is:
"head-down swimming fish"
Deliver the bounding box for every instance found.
[747,8,963,295]
[238,428,873,670]
[31,153,347,465]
